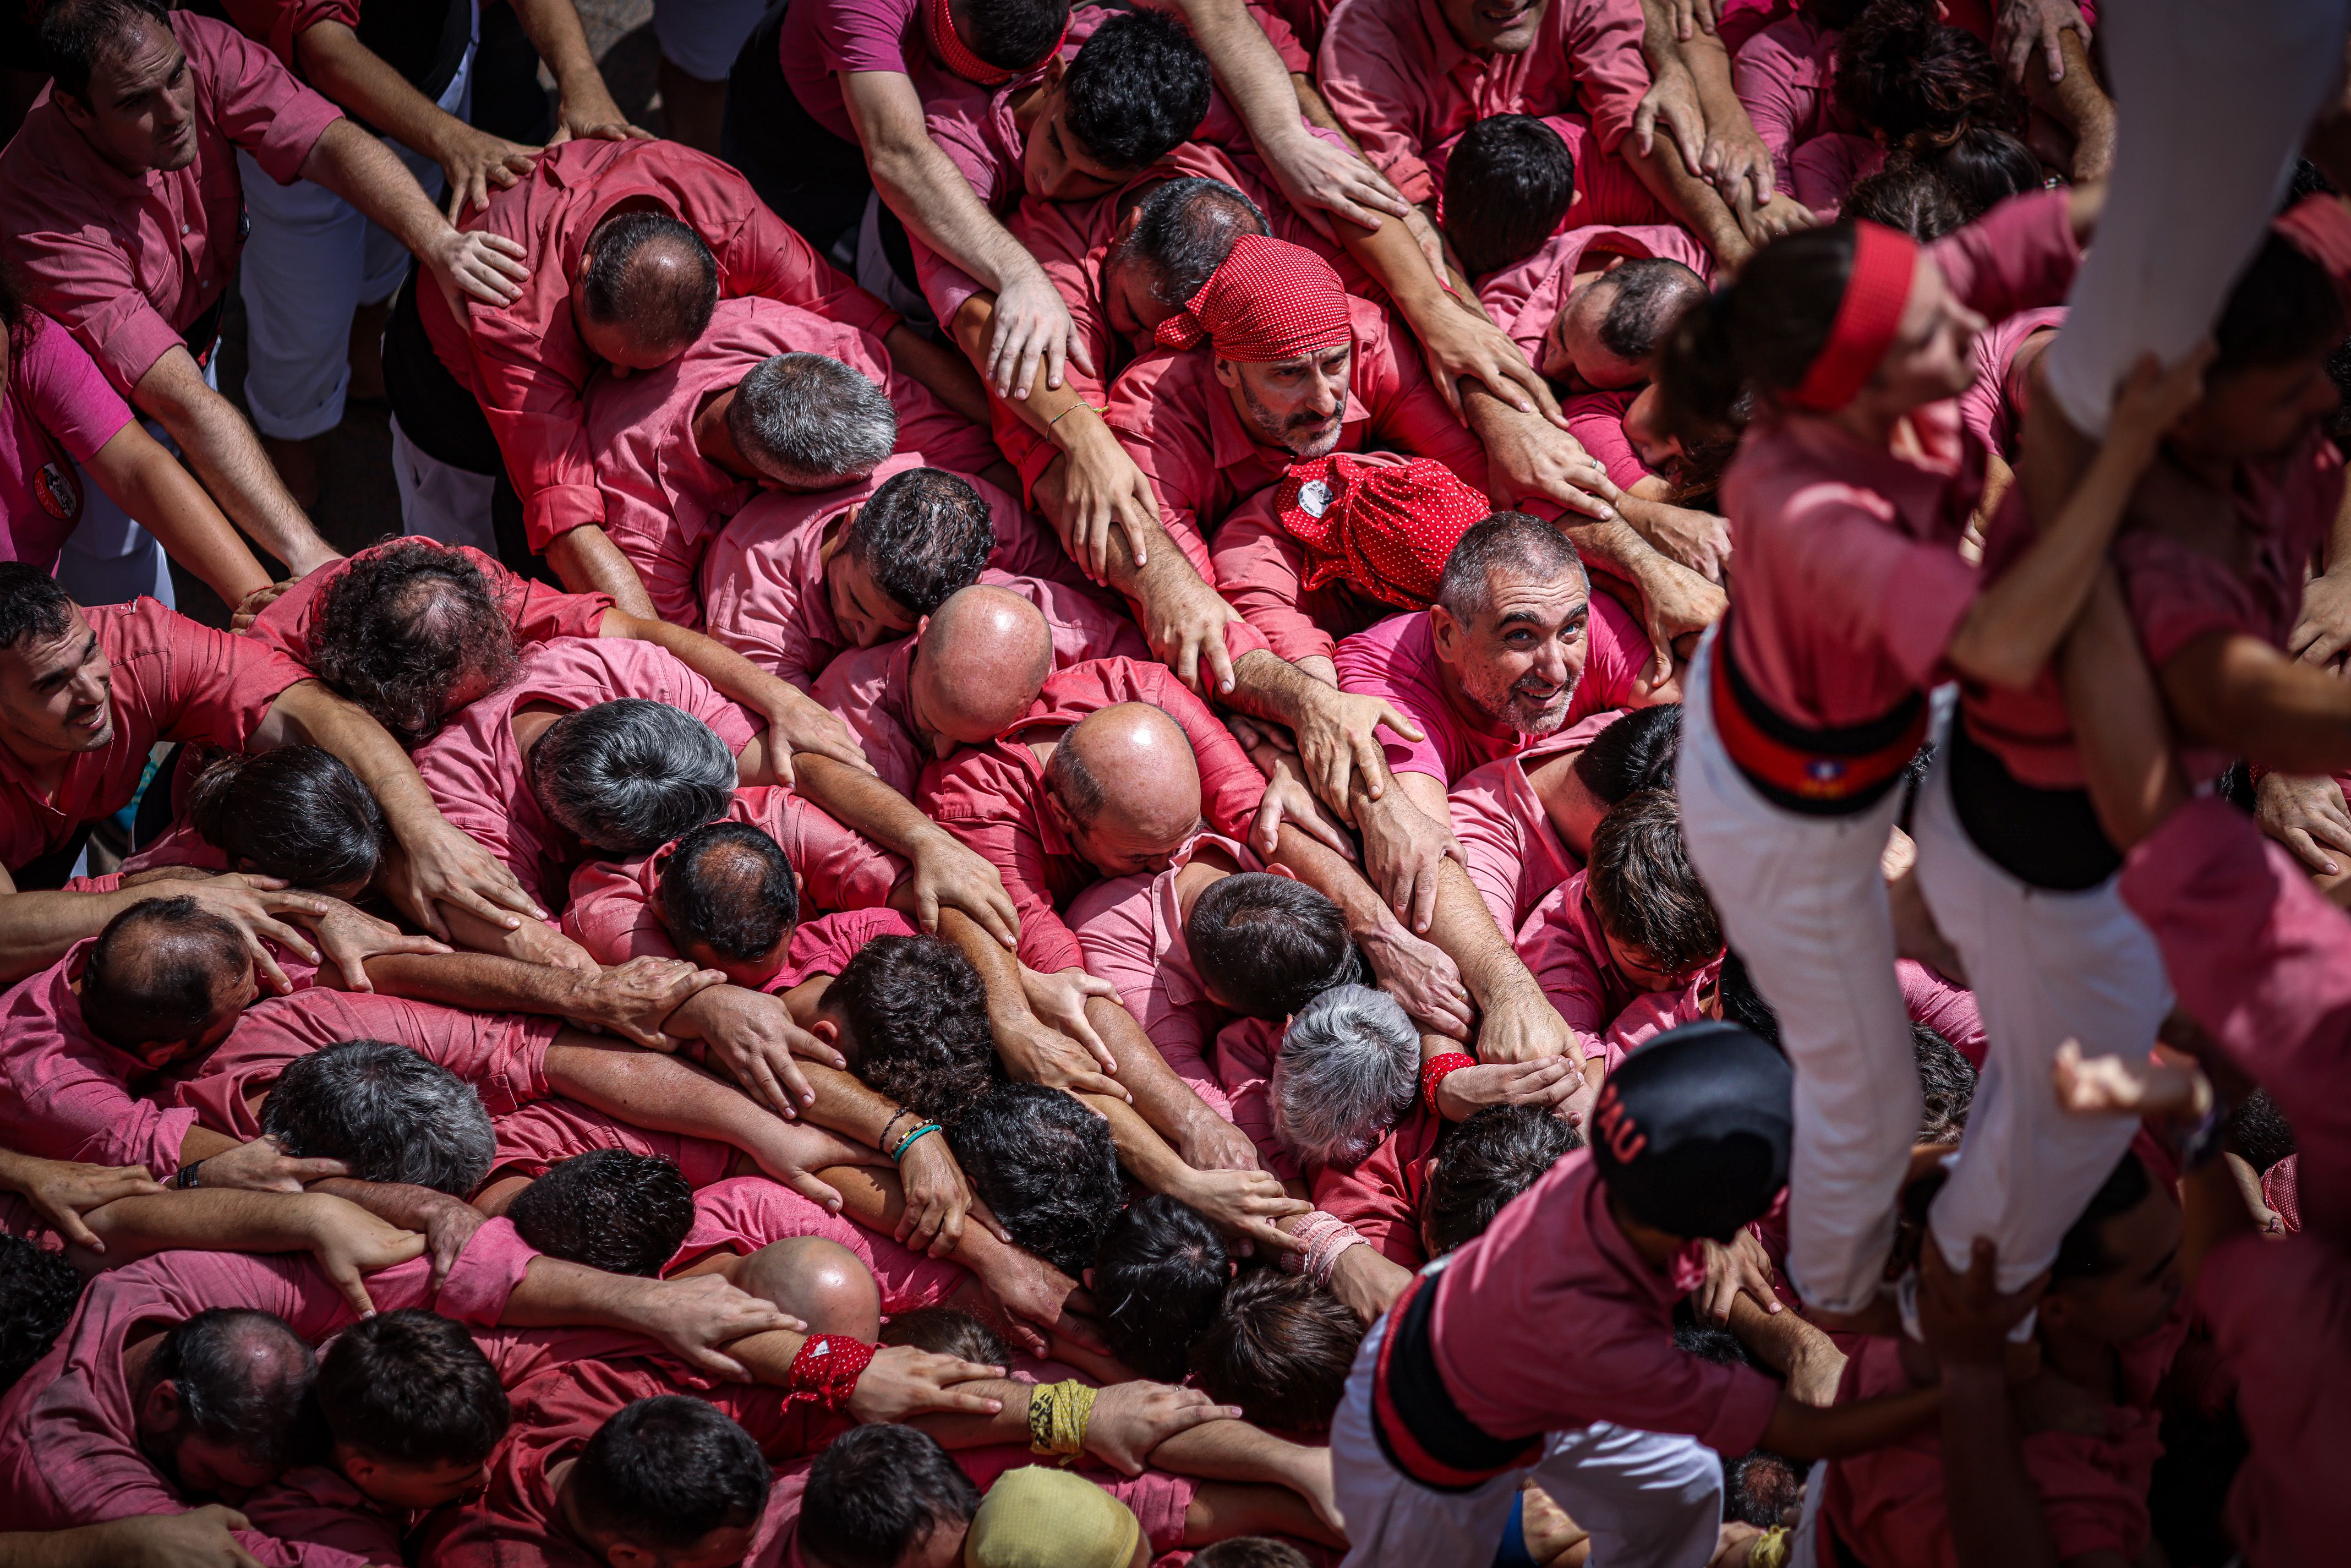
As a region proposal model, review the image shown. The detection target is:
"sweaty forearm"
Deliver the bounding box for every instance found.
[863,126,1039,297]
[92,433,271,605]
[73,1188,342,1264]
[884,321,993,426]
[791,755,942,858]
[0,885,178,982]
[1627,141,1748,265]
[364,948,598,1014]
[546,525,659,618]
[544,1036,772,1144]
[297,21,468,160]
[1091,996,1224,1145]
[301,118,451,262]
[133,352,335,575]
[607,612,804,720]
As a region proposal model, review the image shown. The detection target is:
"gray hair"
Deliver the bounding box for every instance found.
[261,1040,495,1196]
[728,353,898,484]
[1435,511,1586,622]
[529,698,737,855]
[1271,985,1420,1170]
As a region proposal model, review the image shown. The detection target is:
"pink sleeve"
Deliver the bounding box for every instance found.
[1897,959,1986,1068]
[1448,768,1536,936]
[561,859,682,963]
[15,316,133,463]
[213,0,358,65]
[1136,665,1271,842]
[183,14,344,185]
[775,794,907,911]
[922,761,1091,976]
[1729,19,1822,189]
[1789,132,1880,215]
[134,601,311,751]
[1212,1016,1297,1179]
[1565,394,1652,493]
[1313,4,1440,203]
[1311,1117,1430,1270]
[1210,505,1340,666]
[1926,188,2082,323]
[1068,873,1235,1122]
[1,1047,195,1177]
[1096,1470,1199,1556]
[1571,589,1650,719]
[1774,483,1983,692]
[1333,618,1457,784]
[1560,0,1653,156]
[1519,884,1614,1046]
[922,99,1015,208]
[435,1217,542,1326]
[808,0,920,75]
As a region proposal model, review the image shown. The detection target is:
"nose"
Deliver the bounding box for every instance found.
[1308,371,1344,417]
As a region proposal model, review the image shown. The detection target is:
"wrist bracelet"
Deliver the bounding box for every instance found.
[1026,1379,1096,1462]
[1278,1211,1366,1290]
[785,1333,877,1412]
[889,1123,943,1161]
[174,1160,204,1191]
[1421,1052,1477,1116]
[878,1107,918,1154]
[1751,1526,1792,1568]
[1047,401,1095,428]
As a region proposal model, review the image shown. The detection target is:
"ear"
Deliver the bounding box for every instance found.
[1043,52,1068,88]
[140,1377,183,1433]
[1212,358,1241,391]
[1041,781,1078,839]
[603,1545,657,1568]
[1428,602,1464,661]
[1082,1267,1096,1290]
[808,1017,841,1047]
[53,90,95,132]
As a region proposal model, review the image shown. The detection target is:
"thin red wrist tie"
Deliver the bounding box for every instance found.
[786,1334,877,1412]
[1422,1052,1477,1115]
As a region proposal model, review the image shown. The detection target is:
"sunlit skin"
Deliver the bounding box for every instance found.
[0,608,118,772]
[338,1444,491,1510]
[1214,343,1354,461]
[905,588,1056,762]
[1542,275,1647,390]
[51,19,199,176]
[818,510,922,649]
[1032,704,1205,877]
[1429,570,1593,740]
[1436,0,1550,54]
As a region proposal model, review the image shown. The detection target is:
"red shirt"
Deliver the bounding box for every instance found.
[1316,0,1651,206]
[409,637,761,910]
[0,13,344,396]
[1,315,136,575]
[1428,1150,1780,1444]
[0,939,205,1178]
[248,541,613,674]
[1333,599,1645,785]
[414,139,896,551]
[1313,1103,1443,1269]
[0,597,309,870]
[918,658,1271,975]
[669,1174,968,1311]
[1446,709,1621,935]
[1721,189,2081,731]
[1477,222,1710,368]
[1105,296,1488,577]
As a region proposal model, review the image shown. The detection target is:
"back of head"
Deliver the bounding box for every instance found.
[1834,0,2011,146]
[531,699,737,854]
[1654,223,1856,438]
[1189,1269,1362,1430]
[2049,1151,2154,1286]
[845,467,997,620]
[1063,9,1211,172]
[952,1083,1123,1275]
[835,934,1006,1127]
[1911,1023,1976,1145]
[958,0,1074,72]
[1435,512,1583,624]
[2224,1089,2295,1173]
[580,212,718,353]
[1185,872,1360,1020]
[1838,161,1970,241]
[1587,789,1721,976]
[506,1150,697,1276]
[728,353,899,487]
[1574,704,1680,805]
[188,745,387,893]
[800,1423,981,1568]
[1124,177,1270,310]
[1191,1540,1313,1568]
[1595,259,1710,368]
[309,539,519,747]
[1048,702,1202,845]
[316,1309,509,1466]
[572,1396,770,1553]
[921,585,1056,739]
[0,561,73,658]
[878,1305,1011,1366]
[0,1234,83,1393]
[149,1308,317,1474]
[1424,1104,1583,1255]
[1590,1020,1793,1242]
[1443,114,1576,280]
[35,0,166,102]
[657,821,799,968]
[1911,123,2041,223]
[1091,1192,1229,1381]
[2215,231,2346,379]
[1272,985,1419,1170]
[260,1040,495,1195]
[80,896,248,1055]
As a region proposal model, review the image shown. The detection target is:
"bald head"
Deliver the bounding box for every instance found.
[1046,702,1202,872]
[81,895,251,1055]
[917,586,1055,744]
[579,211,718,358]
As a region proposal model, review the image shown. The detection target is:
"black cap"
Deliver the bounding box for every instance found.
[1589,1020,1793,1242]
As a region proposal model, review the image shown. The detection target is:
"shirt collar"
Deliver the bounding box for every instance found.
[1200,314,1377,474]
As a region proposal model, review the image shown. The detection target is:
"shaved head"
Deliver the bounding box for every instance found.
[1046,702,1202,875]
[917,586,1055,744]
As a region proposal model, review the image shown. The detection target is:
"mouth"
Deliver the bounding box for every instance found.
[1477,0,1535,26]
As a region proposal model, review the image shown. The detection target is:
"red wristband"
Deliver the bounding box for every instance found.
[786,1334,877,1412]
[1421,1052,1477,1116]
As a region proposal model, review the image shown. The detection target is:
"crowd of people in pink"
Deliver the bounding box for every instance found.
[0,0,2344,1560]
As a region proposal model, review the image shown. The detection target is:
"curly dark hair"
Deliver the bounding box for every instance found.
[1834,0,2016,150]
[506,1150,699,1277]
[308,540,521,747]
[1092,1193,1229,1381]
[1188,1268,1360,1432]
[0,1236,83,1392]
[950,1083,1123,1276]
[844,468,997,621]
[1423,1103,1582,1255]
[834,935,1007,1128]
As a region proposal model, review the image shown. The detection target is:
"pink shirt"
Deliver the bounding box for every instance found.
[212,0,357,65]
[1721,189,2080,731]
[1730,14,1850,192]
[1106,296,1489,577]
[1333,598,1644,785]
[560,786,907,963]
[1478,223,1711,365]
[1313,1103,1442,1269]
[415,139,894,551]
[779,0,928,143]
[584,297,999,627]
[1517,871,1715,1062]
[1317,0,1651,207]
[1789,131,1882,216]
[0,1237,535,1556]
[699,452,1072,691]
[0,940,203,1178]
[1446,708,1621,934]
[1429,1149,1780,1444]
[168,989,559,1141]
[919,658,1272,975]
[669,1174,968,1310]
[409,637,760,909]
[1954,306,2064,461]
[248,540,613,674]
[1604,957,1985,1063]
[0,13,343,395]
[1208,489,1398,665]
[1,315,135,572]
[1426,113,1670,243]
[1565,390,1651,492]
[0,597,309,870]
[489,1098,738,1191]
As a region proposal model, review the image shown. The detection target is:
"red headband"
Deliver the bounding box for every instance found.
[1155,234,1353,363]
[2274,194,2351,307]
[1785,220,1919,411]
[926,0,1068,87]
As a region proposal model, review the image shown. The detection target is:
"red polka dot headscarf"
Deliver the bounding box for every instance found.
[1273,452,1492,610]
[1154,234,1353,363]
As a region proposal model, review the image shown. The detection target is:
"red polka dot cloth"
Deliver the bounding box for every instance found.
[1154,233,1353,363]
[1272,451,1492,610]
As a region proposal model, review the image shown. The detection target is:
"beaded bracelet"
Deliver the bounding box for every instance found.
[1421,1052,1477,1116]
[1026,1379,1096,1462]
[890,1122,943,1161]
[878,1106,919,1154]
[786,1334,876,1412]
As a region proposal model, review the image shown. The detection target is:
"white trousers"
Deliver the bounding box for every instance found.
[236,34,474,441]
[1909,747,2172,1292]
[2042,0,2351,435]
[1675,627,1922,1314]
[57,351,220,610]
[1332,1308,1725,1568]
[390,413,499,553]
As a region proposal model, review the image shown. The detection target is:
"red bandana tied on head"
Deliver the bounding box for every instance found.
[1273,452,1490,610]
[1154,234,1354,363]
[926,0,1067,87]
[1785,220,1919,411]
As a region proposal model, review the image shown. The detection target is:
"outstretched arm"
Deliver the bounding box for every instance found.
[129,347,338,579]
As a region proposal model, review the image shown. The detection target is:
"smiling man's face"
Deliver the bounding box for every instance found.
[1439,0,1550,54]
[0,605,116,759]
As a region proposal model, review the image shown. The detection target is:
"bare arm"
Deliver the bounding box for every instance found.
[774,754,1020,947]
[297,119,528,314]
[128,346,337,577]
[598,610,873,777]
[0,1509,267,1568]
[503,0,649,142]
[292,20,540,218]
[882,321,993,427]
[544,525,659,619]
[80,423,270,606]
